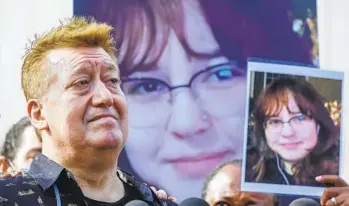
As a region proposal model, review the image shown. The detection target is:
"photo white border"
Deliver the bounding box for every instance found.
[241,59,345,197]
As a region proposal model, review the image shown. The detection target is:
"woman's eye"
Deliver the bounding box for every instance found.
[202,65,245,87]
[296,115,306,121]
[207,68,234,82]
[129,81,167,95]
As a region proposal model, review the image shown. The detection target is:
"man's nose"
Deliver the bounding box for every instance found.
[91,80,113,107]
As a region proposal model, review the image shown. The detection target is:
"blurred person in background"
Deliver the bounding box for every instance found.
[0,116,41,174]
[202,160,277,206]
[75,0,313,200]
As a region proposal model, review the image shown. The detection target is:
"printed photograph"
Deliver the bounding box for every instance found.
[242,60,344,197]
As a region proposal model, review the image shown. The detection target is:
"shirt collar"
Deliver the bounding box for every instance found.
[27,153,66,190]
[27,154,161,204]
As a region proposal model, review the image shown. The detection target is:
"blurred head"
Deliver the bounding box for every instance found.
[251,76,339,184]
[77,0,312,200]
[202,160,276,206]
[22,17,128,165]
[0,117,41,172]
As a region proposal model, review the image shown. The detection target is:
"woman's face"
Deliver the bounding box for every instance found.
[264,93,318,164]
[122,1,246,200]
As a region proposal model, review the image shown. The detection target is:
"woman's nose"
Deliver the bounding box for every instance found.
[167,89,211,139]
[280,122,295,137]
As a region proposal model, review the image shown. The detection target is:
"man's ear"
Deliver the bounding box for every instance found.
[27,99,48,131]
[0,155,12,173]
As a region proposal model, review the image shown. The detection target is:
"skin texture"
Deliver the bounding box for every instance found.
[205,164,275,206]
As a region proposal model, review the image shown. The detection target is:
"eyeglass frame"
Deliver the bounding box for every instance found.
[263,113,314,132]
[120,61,246,95]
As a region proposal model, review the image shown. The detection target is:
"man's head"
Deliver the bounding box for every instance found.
[0,117,42,172]
[22,17,128,163]
[202,160,276,206]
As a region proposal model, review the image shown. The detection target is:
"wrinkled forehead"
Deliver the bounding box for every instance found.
[45,47,118,75]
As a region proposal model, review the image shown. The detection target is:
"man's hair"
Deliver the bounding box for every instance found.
[201,159,241,199]
[21,16,117,101]
[1,117,32,161]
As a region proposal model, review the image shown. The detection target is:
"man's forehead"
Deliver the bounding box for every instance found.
[46,47,117,71]
[207,165,241,198]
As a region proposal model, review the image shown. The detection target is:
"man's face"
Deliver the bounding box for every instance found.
[33,47,128,153]
[205,165,275,206]
[13,125,42,170]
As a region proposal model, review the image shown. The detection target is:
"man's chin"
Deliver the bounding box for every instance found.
[85,136,123,150]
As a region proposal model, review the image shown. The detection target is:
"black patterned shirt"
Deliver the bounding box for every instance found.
[0,154,169,205]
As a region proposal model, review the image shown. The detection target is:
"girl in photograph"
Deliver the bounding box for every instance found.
[247,76,339,186]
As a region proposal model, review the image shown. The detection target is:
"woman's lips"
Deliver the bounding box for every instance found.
[280,142,302,149]
[164,151,232,178]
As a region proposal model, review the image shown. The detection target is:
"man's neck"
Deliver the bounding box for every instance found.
[42,143,125,203]
[73,167,125,203]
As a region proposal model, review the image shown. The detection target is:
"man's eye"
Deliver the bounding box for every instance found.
[214,201,231,206]
[77,80,89,85]
[108,78,119,84]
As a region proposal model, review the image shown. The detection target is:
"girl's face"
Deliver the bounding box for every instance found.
[264,93,318,164]
[122,1,247,200]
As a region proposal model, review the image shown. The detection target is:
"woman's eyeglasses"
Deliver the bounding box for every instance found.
[265,114,314,133]
[121,61,246,128]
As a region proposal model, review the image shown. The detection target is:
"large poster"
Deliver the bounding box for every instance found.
[74,0,318,201]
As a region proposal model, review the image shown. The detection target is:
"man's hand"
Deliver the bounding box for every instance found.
[0,171,22,179]
[150,186,177,203]
[316,175,349,206]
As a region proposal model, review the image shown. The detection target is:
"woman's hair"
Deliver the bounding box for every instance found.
[74,0,312,77]
[249,76,339,185]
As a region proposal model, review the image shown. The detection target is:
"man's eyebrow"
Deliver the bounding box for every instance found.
[101,59,117,70]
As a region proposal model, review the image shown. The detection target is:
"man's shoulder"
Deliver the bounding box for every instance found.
[0,175,25,189]
[0,174,42,200]
[117,169,161,204]
[0,172,41,187]
[117,169,178,206]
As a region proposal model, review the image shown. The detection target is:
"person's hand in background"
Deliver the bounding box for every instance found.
[150,186,177,203]
[316,175,349,205]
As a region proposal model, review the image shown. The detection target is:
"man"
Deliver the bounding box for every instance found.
[0,116,42,173]
[202,160,277,206]
[0,16,175,205]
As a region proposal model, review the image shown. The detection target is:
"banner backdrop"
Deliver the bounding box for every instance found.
[74,0,318,201]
